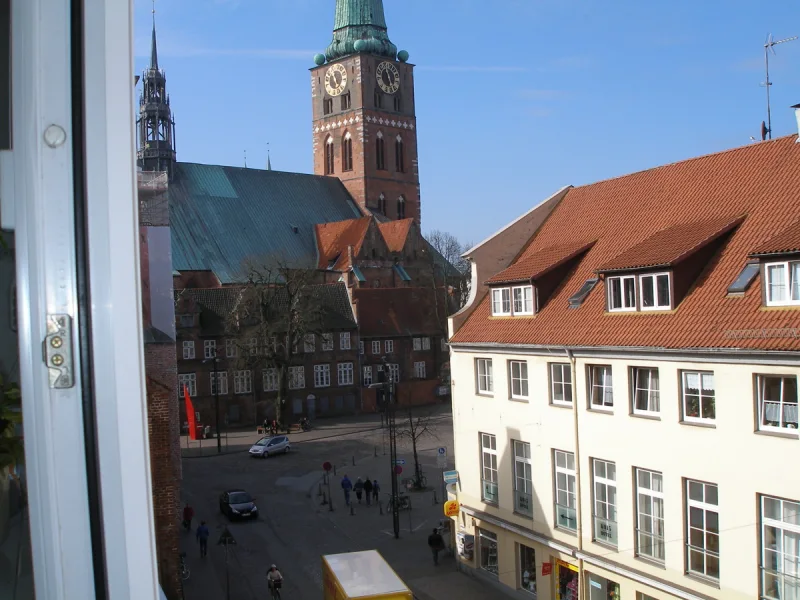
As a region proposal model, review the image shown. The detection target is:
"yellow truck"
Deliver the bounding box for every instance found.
[322,550,413,600]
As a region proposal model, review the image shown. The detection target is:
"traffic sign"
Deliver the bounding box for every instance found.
[436,447,447,468]
[322,461,332,472]
[437,447,447,456]
[443,470,459,484]
[395,465,403,475]
[217,526,237,546]
[394,459,406,465]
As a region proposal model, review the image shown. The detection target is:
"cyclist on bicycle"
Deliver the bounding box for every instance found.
[267,564,283,596]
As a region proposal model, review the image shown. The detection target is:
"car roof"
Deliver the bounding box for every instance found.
[224,489,247,494]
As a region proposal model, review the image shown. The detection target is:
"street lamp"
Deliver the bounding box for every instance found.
[369,356,400,539]
[202,352,222,454]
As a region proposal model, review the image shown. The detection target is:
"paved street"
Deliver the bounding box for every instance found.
[178,407,496,600]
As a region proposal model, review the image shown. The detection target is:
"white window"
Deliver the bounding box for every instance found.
[178,373,197,397]
[234,370,252,395]
[441,338,449,352]
[304,334,315,353]
[210,371,228,395]
[359,341,365,355]
[321,333,334,351]
[607,275,636,311]
[554,450,577,531]
[363,366,373,386]
[225,338,237,358]
[512,285,534,315]
[681,371,715,423]
[263,368,278,392]
[491,287,512,316]
[340,332,351,350]
[371,341,381,354]
[414,361,426,378]
[270,335,278,353]
[203,339,217,359]
[758,375,799,432]
[636,468,665,562]
[593,459,618,546]
[249,337,259,356]
[760,495,800,600]
[632,367,660,415]
[765,260,800,306]
[476,358,493,394]
[182,340,195,360]
[337,362,354,386]
[387,363,400,383]
[639,272,671,310]
[686,480,719,580]
[385,340,394,353]
[480,433,498,503]
[588,365,613,409]
[509,361,529,399]
[422,337,431,350]
[289,366,305,390]
[513,441,532,517]
[413,337,422,351]
[550,363,572,405]
[314,364,331,388]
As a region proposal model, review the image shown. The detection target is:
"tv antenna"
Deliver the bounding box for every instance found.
[762,33,798,140]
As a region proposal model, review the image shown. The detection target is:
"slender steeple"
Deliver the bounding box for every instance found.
[149,10,159,70]
[325,0,397,61]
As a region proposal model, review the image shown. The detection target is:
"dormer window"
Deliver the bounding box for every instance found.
[765,260,800,306]
[491,288,511,316]
[607,272,671,312]
[640,272,671,310]
[491,285,534,316]
[607,275,636,311]
[512,286,534,315]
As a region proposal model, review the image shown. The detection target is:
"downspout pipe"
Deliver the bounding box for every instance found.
[565,349,585,594]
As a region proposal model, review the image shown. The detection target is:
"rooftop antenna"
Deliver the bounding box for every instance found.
[266,142,272,171]
[244,149,247,168]
[762,33,798,140]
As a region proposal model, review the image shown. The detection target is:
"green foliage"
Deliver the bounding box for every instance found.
[0,375,23,470]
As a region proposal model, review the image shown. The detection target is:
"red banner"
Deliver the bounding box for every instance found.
[541,562,552,576]
[184,385,197,441]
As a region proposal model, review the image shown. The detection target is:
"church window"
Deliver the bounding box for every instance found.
[323,98,333,115]
[374,88,383,108]
[341,92,351,110]
[376,132,386,170]
[342,132,353,172]
[393,96,402,112]
[324,136,335,175]
[397,196,406,220]
[395,135,405,173]
[378,194,386,214]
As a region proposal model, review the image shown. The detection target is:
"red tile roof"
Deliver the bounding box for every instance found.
[378,219,414,252]
[314,217,372,270]
[452,135,800,352]
[353,287,447,337]
[596,215,744,272]
[750,219,800,256]
[487,241,595,284]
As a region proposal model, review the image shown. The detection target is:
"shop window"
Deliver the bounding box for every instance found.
[478,529,498,576]
[587,573,620,600]
[518,544,537,595]
[555,560,579,600]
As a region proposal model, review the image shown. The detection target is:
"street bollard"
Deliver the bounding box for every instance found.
[318,483,323,497]
[432,491,438,505]
[321,491,328,506]
[350,504,355,516]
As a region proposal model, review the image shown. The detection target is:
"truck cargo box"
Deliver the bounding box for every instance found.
[322,550,413,600]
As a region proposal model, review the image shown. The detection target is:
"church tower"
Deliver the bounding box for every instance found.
[137,14,176,177]
[311,0,421,224]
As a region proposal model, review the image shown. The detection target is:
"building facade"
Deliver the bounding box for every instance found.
[448,135,800,600]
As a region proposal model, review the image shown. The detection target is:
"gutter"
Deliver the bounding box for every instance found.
[565,348,585,599]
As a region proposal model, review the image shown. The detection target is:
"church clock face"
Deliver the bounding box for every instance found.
[376,62,400,94]
[324,64,348,97]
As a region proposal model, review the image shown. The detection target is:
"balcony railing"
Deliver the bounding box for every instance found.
[514,490,532,517]
[481,480,498,504]
[594,516,618,546]
[555,503,577,531]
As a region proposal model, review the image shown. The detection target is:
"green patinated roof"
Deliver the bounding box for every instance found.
[325,0,397,61]
[169,162,363,284]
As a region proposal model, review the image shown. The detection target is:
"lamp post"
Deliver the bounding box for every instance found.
[203,352,222,454]
[370,356,399,538]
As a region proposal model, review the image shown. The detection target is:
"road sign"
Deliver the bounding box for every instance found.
[394,459,406,465]
[443,470,458,484]
[395,465,403,475]
[322,461,332,472]
[436,447,447,468]
[217,526,237,546]
[437,447,447,456]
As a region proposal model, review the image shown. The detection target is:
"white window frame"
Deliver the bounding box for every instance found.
[480,433,499,503]
[513,441,532,517]
[321,333,334,351]
[340,331,351,350]
[639,272,672,311]
[765,260,800,306]
[337,362,354,386]
[550,363,573,406]
[476,358,493,395]
[249,337,259,356]
[314,364,331,388]
[554,450,577,531]
[371,341,381,354]
[632,367,660,416]
[757,374,798,433]
[635,468,665,563]
[413,337,422,351]
[359,341,364,355]
[681,371,715,423]
[234,370,252,395]
[304,333,315,353]
[203,339,216,359]
[387,363,400,383]
[263,368,279,392]
[592,459,618,547]
[210,371,228,395]
[607,275,637,312]
[363,366,373,386]
[422,336,431,350]
[685,480,720,580]
[588,364,613,410]
[182,340,195,360]
[225,338,237,358]
[289,366,305,390]
[491,287,512,316]
[385,340,394,353]
[414,361,426,378]
[512,285,534,315]
[509,360,529,400]
[760,495,800,600]
[178,373,197,397]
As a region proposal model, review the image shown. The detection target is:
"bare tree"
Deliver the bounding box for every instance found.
[396,408,437,490]
[425,230,472,311]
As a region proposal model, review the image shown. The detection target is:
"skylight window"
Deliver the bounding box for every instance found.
[727,261,760,295]
[568,278,599,309]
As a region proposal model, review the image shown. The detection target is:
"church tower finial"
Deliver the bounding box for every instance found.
[150,0,159,70]
[325,0,397,61]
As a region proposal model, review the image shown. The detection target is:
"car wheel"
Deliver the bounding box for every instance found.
[284,446,289,454]
[262,451,269,459]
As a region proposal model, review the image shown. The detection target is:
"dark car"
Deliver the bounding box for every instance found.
[219,489,259,520]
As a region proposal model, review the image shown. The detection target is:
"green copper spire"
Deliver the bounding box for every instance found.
[325,0,397,62]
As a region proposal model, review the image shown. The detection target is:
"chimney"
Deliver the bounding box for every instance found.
[347,244,355,267]
[793,104,800,141]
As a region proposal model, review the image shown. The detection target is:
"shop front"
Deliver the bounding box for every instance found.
[555,560,579,600]
[587,572,620,600]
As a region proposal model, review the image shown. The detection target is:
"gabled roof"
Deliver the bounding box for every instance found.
[597,215,744,273]
[353,288,446,337]
[315,217,372,270]
[176,287,245,319]
[452,135,800,352]
[750,219,800,257]
[378,219,413,252]
[486,241,595,284]
[169,163,362,283]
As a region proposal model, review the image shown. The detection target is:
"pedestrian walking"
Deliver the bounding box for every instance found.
[341,474,353,506]
[363,477,373,505]
[428,527,445,566]
[182,502,194,532]
[354,477,364,504]
[372,479,380,504]
[196,521,210,558]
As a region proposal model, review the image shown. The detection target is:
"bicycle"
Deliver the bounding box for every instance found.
[179,552,190,581]
[386,492,411,511]
[268,578,283,599]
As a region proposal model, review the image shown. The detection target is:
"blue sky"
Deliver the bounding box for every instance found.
[135,0,800,245]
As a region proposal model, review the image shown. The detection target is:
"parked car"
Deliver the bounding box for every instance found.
[219,489,258,520]
[249,435,291,458]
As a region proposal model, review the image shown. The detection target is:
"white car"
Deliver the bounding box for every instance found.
[249,435,291,458]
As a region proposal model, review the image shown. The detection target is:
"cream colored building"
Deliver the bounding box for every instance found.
[447,136,800,600]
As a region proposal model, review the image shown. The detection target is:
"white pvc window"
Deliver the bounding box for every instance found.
[513,441,532,517]
[178,373,197,397]
[681,371,715,423]
[491,288,511,316]
[385,340,394,353]
[414,361,426,378]
[422,337,431,350]
[249,337,259,356]
[607,275,637,311]
[509,360,528,399]
[476,358,493,394]
[337,362,354,386]
[765,261,800,306]
[371,341,381,354]
[363,366,373,386]
[387,363,400,383]
[234,370,252,394]
[263,368,278,392]
[757,375,798,433]
[289,366,305,390]
[632,367,660,415]
[686,480,720,580]
[481,433,498,503]
[182,340,195,359]
[760,495,800,600]
[413,337,422,351]
[588,365,613,409]
[314,364,331,388]
[550,363,572,406]
[203,339,216,359]
[210,371,228,395]
[512,285,534,315]
[225,338,237,358]
[340,332,351,350]
[554,450,577,531]
[639,272,671,310]
[593,459,618,546]
[320,333,333,351]
[304,334,315,353]
[636,469,665,562]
